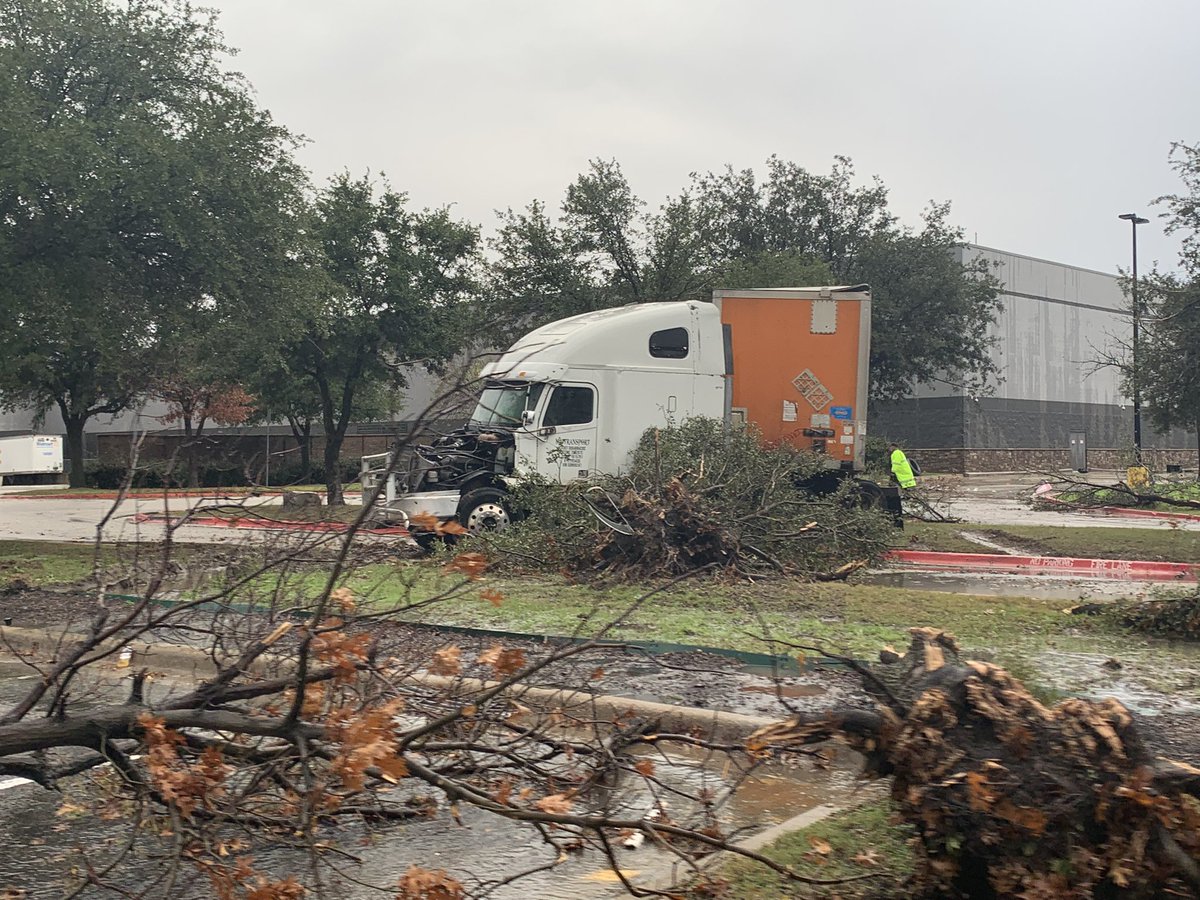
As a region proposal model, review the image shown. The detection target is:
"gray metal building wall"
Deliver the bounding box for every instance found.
[873,244,1197,469]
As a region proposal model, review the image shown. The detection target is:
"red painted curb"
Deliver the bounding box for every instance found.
[1084,505,1200,523]
[131,512,409,537]
[1037,492,1200,523]
[883,549,1198,582]
[5,490,286,501]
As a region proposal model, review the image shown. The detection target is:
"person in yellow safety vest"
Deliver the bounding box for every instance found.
[889,442,917,489]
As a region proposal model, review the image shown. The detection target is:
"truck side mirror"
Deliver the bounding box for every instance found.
[521,409,536,427]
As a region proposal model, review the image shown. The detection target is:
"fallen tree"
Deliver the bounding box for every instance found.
[1035,473,1200,514]
[0,460,879,897]
[481,419,895,580]
[751,628,1200,898]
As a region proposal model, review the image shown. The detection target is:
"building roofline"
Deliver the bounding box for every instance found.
[960,243,1121,281]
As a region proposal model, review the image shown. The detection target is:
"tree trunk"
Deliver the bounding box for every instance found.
[183,416,198,489]
[324,431,345,506]
[62,410,87,489]
[287,415,313,483]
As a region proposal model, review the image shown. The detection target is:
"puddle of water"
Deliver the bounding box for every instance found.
[1032,648,1200,716]
[862,569,1161,602]
[738,684,825,698]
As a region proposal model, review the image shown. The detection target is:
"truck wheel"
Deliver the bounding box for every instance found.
[457,487,512,534]
[853,479,885,509]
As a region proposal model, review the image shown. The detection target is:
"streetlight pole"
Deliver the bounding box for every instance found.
[1119,213,1149,465]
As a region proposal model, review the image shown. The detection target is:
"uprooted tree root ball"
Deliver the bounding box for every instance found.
[476,419,896,579]
[751,628,1200,898]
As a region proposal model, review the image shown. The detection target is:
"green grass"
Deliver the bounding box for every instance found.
[904,521,1200,564]
[0,540,218,589]
[898,522,985,554]
[9,532,1200,701]
[713,798,913,898]
[0,540,109,586]
[320,559,1197,694]
[320,554,1200,703]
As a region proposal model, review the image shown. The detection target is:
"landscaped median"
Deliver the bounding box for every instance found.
[902,520,1200,564]
[4,535,1200,896]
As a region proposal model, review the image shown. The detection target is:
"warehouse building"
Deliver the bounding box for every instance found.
[872,244,1198,473]
[4,244,1197,476]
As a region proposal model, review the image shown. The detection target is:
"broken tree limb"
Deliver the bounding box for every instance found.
[750,627,1200,898]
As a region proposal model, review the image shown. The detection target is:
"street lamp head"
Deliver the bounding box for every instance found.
[1119,213,1150,225]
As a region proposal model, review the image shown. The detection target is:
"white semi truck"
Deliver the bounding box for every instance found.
[362,286,898,533]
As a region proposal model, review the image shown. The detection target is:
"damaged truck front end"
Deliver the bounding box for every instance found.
[361,380,543,534]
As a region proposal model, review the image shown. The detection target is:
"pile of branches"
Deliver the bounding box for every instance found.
[1120,593,1200,640]
[1037,473,1200,513]
[752,628,1200,898]
[482,419,895,579]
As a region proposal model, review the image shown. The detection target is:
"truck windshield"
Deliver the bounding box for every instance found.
[470,382,546,427]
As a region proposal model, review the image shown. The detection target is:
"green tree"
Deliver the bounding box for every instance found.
[1137,277,1200,458]
[251,359,398,486]
[485,200,602,343]
[291,173,478,505]
[1128,142,1200,464]
[0,0,305,484]
[485,156,1000,400]
[852,203,1001,400]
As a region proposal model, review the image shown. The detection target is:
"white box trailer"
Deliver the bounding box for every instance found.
[0,434,64,484]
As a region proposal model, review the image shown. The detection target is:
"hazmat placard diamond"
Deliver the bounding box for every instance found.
[792,369,833,411]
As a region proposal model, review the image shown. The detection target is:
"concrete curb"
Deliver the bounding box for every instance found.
[0,626,780,745]
[641,789,888,893]
[1,624,864,892]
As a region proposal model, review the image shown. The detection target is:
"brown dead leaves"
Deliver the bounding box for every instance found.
[139,714,231,819]
[408,512,468,539]
[310,620,371,684]
[535,792,575,816]
[424,643,527,679]
[330,587,356,614]
[442,552,488,580]
[396,865,465,900]
[203,857,305,900]
[428,645,462,677]
[477,644,527,678]
[326,698,409,792]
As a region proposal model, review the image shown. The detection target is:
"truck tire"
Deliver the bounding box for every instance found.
[457,487,512,534]
[853,478,885,509]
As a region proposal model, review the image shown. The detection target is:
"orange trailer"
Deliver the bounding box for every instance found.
[713,286,871,470]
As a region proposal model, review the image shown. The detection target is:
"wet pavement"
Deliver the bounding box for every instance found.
[0,492,372,545]
[1030,648,1200,717]
[860,569,1170,602]
[0,651,861,898]
[4,478,1199,547]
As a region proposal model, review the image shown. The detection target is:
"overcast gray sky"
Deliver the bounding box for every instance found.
[209,0,1198,277]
